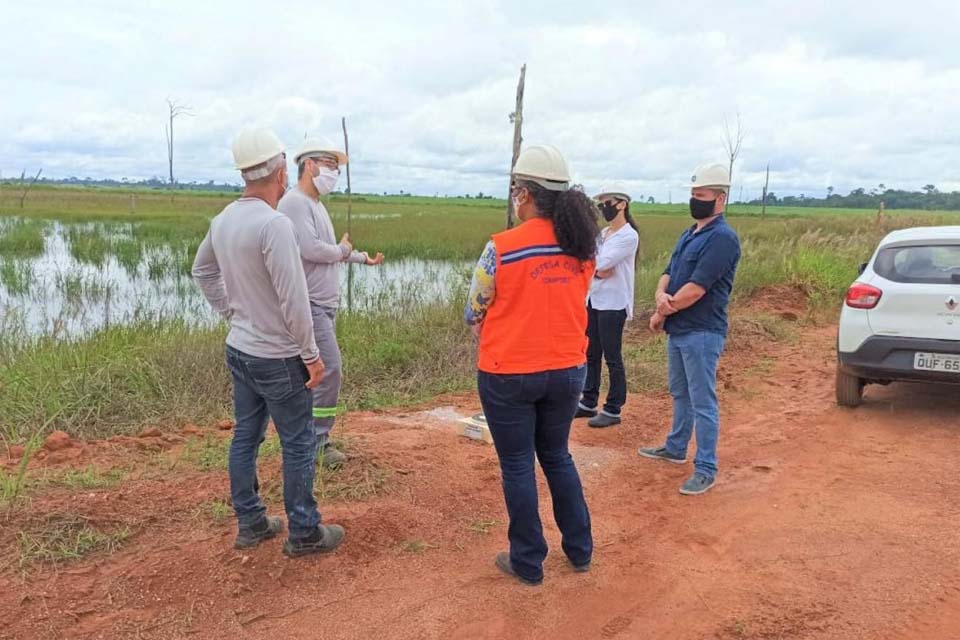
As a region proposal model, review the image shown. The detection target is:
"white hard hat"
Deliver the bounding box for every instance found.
[232,127,285,172]
[511,144,571,191]
[294,136,348,166]
[690,163,730,190]
[594,183,632,203]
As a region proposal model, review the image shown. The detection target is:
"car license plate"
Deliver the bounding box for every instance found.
[914,352,960,373]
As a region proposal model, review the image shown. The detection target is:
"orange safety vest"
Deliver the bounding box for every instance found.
[478,217,595,374]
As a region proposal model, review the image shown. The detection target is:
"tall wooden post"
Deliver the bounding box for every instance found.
[505,64,526,229]
[761,164,770,218]
[342,117,354,312]
[342,117,352,237]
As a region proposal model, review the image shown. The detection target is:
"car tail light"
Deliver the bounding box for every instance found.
[845,283,883,309]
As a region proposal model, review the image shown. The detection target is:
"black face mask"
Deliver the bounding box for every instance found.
[689,197,716,220]
[599,201,620,222]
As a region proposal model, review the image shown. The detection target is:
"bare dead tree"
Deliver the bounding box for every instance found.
[721,112,745,208]
[505,64,526,229]
[164,99,193,186]
[18,168,42,209]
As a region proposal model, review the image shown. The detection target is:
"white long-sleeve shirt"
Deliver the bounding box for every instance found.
[277,187,367,309]
[589,224,639,320]
[192,197,320,363]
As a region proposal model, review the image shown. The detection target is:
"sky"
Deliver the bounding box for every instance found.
[4,0,959,201]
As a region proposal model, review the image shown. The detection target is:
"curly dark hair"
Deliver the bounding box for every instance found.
[518,180,599,262]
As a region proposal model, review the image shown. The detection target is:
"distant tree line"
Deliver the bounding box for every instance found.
[747,184,960,210]
[0,176,242,192]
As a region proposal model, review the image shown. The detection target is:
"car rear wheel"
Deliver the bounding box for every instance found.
[835,364,864,407]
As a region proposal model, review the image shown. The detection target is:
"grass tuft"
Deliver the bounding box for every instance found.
[17,514,131,568]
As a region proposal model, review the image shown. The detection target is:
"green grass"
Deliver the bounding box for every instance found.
[0,435,41,507]
[182,431,283,470]
[181,435,229,471]
[2,186,959,443]
[623,333,669,393]
[179,432,282,472]
[56,272,113,305]
[195,498,232,525]
[0,219,47,258]
[146,252,173,280]
[0,259,33,296]
[48,466,126,491]
[0,322,232,442]
[16,514,131,568]
[67,226,113,267]
[0,299,478,442]
[113,238,144,275]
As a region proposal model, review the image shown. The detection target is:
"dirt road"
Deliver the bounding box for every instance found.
[2,322,959,639]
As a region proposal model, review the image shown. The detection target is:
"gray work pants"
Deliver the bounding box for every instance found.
[310,304,342,448]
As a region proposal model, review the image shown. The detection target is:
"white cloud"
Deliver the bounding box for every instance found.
[3,0,959,199]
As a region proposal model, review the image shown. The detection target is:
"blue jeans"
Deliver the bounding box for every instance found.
[478,365,593,583]
[225,346,321,539]
[664,331,726,478]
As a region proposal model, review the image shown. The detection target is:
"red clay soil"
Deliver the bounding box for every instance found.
[1,322,959,640]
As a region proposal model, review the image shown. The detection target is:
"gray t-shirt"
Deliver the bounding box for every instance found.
[277,187,366,309]
[192,197,320,363]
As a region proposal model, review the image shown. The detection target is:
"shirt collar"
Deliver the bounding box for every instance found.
[688,214,726,235]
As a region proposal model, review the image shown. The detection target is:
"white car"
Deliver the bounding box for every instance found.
[837,226,960,406]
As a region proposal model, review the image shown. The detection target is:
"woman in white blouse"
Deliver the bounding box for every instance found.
[576,189,640,428]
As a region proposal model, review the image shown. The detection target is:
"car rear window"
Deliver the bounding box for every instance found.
[874,244,960,284]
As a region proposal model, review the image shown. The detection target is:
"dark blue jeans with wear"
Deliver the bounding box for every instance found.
[478,365,593,583]
[226,346,321,540]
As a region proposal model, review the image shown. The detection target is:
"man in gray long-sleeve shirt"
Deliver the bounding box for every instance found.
[278,137,383,467]
[192,127,345,558]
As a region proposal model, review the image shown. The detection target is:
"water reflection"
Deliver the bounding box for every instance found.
[0,221,470,340]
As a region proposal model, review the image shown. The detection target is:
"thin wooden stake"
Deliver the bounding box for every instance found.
[761,164,770,218]
[342,117,354,312]
[342,117,352,236]
[506,64,526,229]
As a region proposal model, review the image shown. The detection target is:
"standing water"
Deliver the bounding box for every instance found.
[0,220,471,341]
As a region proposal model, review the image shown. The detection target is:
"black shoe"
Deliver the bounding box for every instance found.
[494,551,542,586]
[569,558,591,573]
[318,445,347,468]
[588,413,621,428]
[575,406,598,419]
[235,515,283,549]
[283,524,345,558]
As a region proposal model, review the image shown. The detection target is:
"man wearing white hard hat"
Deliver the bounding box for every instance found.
[278,136,383,467]
[193,127,345,557]
[638,163,741,496]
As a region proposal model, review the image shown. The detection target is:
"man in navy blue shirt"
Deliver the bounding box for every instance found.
[639,164,741,496]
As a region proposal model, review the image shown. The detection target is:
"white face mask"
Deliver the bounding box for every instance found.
[312,166,339,195]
